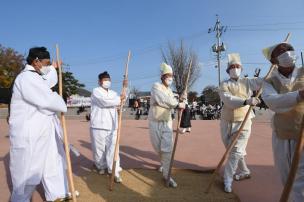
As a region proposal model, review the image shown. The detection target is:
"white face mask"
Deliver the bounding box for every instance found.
[277,51,297,68]
[40,65,51,75]
[102,81,111,89]
[229,68,241,79]
[165,77,173,86]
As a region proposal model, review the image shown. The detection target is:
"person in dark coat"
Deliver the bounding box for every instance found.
[179,101,191,134]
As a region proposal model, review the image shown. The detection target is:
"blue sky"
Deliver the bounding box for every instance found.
[1,0,304,93]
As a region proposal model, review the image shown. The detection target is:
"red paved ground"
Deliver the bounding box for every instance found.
[0,118,281,202]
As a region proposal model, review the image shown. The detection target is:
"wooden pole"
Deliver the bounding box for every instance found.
[109,50,131,191]
[205,33,291,193]
[56,44,77,201]
[166,59,193,186]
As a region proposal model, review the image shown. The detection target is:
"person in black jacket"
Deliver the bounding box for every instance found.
[179,99,191,134]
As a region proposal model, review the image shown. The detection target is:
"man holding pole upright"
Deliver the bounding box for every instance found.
[219,53,262,193]
[9,47,69,202]
[262,42,304,201]
[90,71,126,183]
[148,63,185,188]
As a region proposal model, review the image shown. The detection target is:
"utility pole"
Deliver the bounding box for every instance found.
[208,15,227,87]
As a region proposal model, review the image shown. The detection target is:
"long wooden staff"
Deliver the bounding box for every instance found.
[109,50,131,191]
[166,59,193,187]
[205,33,291,193]
[279,51,304,202]
[56,44,77,201]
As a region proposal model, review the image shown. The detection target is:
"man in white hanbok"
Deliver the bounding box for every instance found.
[262,42,304,202]
[219,53,262,193]
[148,63,185,188]
[90,71,126,183]
[9,47,69,202]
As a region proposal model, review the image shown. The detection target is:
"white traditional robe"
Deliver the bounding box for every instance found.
[90,87,121,175]
[262,67,304,202]
[219,77,262,186]
[9,65,68,202]
[148,82,178,178]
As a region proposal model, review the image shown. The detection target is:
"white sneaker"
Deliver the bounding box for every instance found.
[234,173,251,181]
[158,166,163,173]
[224,184,232,193]
[67,190,80,198]
[179,128,186,134]
[114,175,123,183]
[166,177,178,188]
[98,169,106,175]
[92,165,106,175]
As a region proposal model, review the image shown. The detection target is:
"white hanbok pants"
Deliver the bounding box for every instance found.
[10,127,68,202]
[149,120,173,179]
[90,128,121,176]
[220,119,251,186]
[272,133,304,202]
[11,170,68,202]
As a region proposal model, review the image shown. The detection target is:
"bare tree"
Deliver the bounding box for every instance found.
[161,41,200,95]
[130,86,140,99]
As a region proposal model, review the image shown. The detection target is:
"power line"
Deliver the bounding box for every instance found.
[67,31,209,66]
[229,21,304,28]
[230,27,304,32]
[66,20,304,67]
[242,62,269,65]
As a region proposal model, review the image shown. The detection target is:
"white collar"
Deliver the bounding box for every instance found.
[24,64,36,71]
[272,66,298,86]
[229,78,239,82]
[158,82,170,89]
[99,86,110,93]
